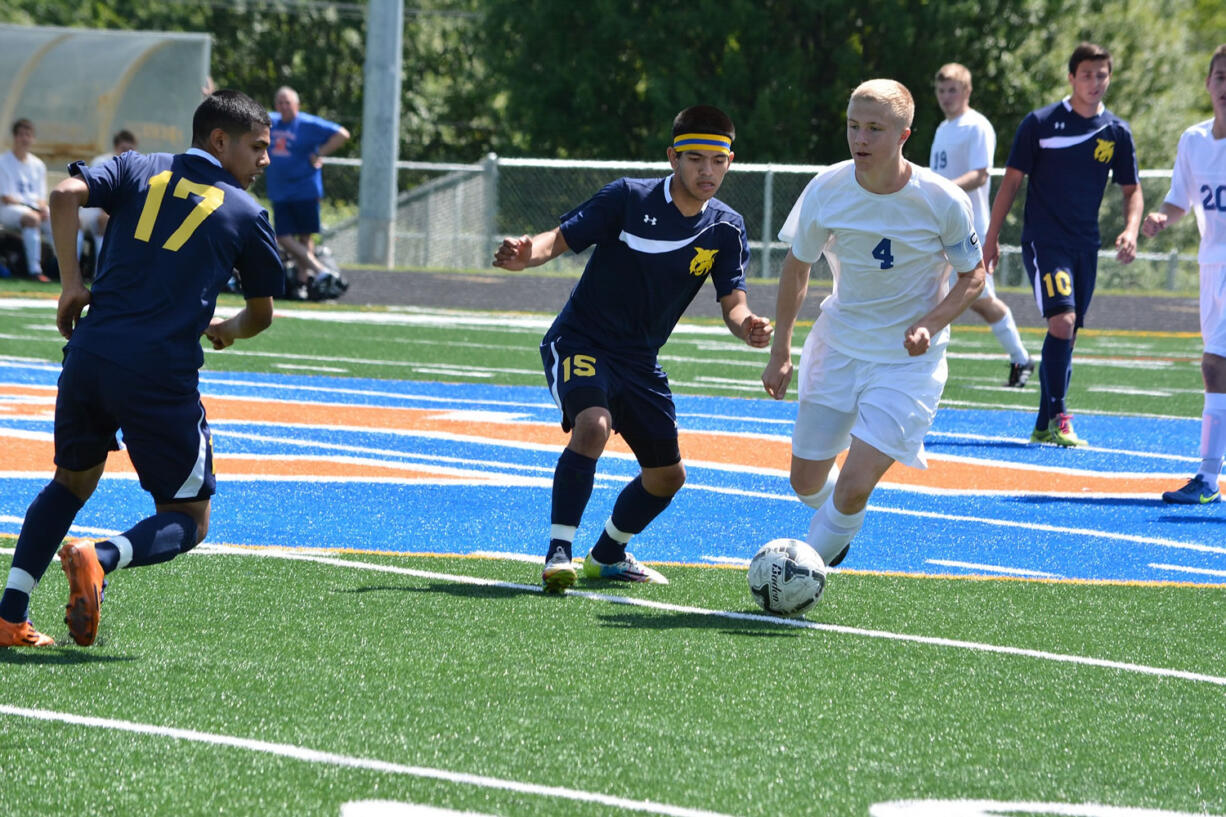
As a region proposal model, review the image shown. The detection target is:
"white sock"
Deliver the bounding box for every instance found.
[990,312,1029,364]
[21,226,41,274]
[796,463,839,510]
[806,498,866,566]
[1198,394,1226,491]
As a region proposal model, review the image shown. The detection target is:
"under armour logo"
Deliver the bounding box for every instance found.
[643,214,657,225]
[1054,122,1065,130]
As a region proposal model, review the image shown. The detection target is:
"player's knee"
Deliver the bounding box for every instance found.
[1047,312,1076,339]
[20,211,39,228]
[643,463,685,497]
[569,408,611,452]
[831,476,873,515]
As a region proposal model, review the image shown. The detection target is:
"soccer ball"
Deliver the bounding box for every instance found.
[747,538,827,618]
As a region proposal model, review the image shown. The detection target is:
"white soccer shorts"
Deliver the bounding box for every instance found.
[793,334,947,469]
[1201,263,1226,358]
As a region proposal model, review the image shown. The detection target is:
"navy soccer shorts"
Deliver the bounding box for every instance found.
[540,332,681,468]
[54,349,216,503]
[271,198,322,237]
[1021,241,1100,329]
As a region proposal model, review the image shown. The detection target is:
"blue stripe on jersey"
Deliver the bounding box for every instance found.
[1006,100,1139,249]
[552,176,748,360]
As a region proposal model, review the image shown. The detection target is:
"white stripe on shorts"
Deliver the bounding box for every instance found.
[172,404,208,500]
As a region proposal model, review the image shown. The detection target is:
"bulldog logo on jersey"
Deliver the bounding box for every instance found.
[1093,138,1115,164]
[690,247,718,277]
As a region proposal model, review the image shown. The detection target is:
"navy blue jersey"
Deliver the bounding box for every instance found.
[551,176,748,360]
[1006,99,1139,249]
[66,150,283,390]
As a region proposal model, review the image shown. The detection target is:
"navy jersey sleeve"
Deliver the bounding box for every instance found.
[236,210,286,299]
[68,156,126,211]
[1111,121,1140,186]
[710,214,749,299]
[1005,112,1039,175]
[558,179,627,253]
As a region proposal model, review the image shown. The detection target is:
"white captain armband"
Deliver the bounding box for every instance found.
[944,230,983,272]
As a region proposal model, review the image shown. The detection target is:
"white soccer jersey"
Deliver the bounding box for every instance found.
[780,160,979,362]
[0,150,47,207]
[1164,119,1226,265]
[929,107,995,240]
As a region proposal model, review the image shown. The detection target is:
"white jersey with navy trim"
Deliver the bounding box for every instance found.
[1164,119,1226,265]
[779,160,979,363]
[552,175,749,360]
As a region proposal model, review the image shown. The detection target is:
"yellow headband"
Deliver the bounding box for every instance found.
[672,132,732,155]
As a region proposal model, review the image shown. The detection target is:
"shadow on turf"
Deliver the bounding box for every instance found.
[337,582,533,600]
[0,646,134,665]
[595,609,805,637]
[1009,495,1166,508]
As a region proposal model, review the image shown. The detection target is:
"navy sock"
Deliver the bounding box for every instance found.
[590,476,673,563]
[0,480,84,623]
[95,512,198,573]
[1041,333,1074,420]
[548,448,597,560]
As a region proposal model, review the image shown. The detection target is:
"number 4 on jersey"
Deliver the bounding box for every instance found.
[872,238,894,269]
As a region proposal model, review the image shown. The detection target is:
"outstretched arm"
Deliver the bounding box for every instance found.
[761,250,811,400]
[719,289,772,348]
[205,297,275,349]
[492,227,569,270]
[1142,201,1188,238]
[982,167,1024,274]
[49,176,92,339]
[1114,184,1143,263]
[904,262,986,356]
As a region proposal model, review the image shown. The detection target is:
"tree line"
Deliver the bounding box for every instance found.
[4,0,1222,170]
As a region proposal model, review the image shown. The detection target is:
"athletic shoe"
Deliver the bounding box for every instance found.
[58,539,105,646]
[1028,426,1053,444]
[582,551,669,584]
[1029,413,1087,447]
[1046,413,1087,447]
[0,617,54,648]
[1006,358,1036,388]
[826,544,850,567]
[541,547,577,594]
[1162,475,1221,505]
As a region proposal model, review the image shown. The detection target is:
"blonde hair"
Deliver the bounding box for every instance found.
[934,62,972,92]
[849,79,915,130]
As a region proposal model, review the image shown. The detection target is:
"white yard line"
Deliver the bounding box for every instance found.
[0,704,741,817]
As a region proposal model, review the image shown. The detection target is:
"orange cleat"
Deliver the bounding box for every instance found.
[0,617,55,647]
[59,539,105,646]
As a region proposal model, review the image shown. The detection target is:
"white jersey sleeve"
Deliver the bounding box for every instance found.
[1163,120,1226,264]
[778,172,830,262]
[939,187,982,272]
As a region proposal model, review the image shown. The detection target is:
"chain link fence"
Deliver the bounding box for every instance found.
[316,158,1198,290]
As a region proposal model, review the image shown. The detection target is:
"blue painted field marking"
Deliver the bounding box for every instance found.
[2,360,1223,585]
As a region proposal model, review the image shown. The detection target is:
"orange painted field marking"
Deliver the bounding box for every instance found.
[0,384,1174,495]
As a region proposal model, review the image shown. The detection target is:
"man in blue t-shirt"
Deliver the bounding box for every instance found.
[0,90,284,648]
[493,105,772,593]
[267,86,349,297]
[983,42,1143,447]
